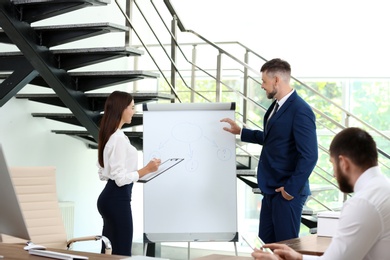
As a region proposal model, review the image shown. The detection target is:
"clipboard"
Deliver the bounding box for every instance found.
[138,158,184,183]
[241,234,273,254]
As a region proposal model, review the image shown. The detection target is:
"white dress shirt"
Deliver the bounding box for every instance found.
[277,89,294,110]
[97,129,139,187]
[303,166,390,260]
[239,89,295,136]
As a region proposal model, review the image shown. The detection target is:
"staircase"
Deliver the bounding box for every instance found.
[0,0,173,150]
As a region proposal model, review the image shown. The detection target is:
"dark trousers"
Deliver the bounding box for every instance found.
[97,180,133,256]
[259,193,308,243]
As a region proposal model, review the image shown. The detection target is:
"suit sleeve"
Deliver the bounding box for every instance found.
[241,128,265,145]
[284,106,318,196]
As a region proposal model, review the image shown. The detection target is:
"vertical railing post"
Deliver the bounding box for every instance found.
[133,54,139,92]
[216,52,222,102]
[342,79,351,202]
[342,79,351,128]
[243,50,249,124]
[170,15,178,103]
[126,0,138,92]
[125,0,133,46]
[190,45,197,103]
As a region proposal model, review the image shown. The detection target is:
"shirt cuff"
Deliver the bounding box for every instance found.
[132,171,140,182]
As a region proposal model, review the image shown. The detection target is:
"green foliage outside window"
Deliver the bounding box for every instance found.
[158,76,390,212]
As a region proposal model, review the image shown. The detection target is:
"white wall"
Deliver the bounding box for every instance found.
[0,95,147,252]
[0,96,95,251]
[0,2,145,253]
[171,0,390,78]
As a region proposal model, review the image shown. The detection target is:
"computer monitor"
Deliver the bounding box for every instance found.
[0,144,30,240]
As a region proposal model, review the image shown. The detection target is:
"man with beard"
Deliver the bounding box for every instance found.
[252,127,390,260]
[221,58,318,243]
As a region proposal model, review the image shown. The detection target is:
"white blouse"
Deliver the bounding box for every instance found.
[97,129,139,186]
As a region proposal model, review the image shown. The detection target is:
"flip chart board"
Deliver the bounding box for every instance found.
[142,102,238,242]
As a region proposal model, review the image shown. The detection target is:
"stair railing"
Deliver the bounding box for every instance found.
[127,0,390,150]
[114,0,182,103]
[114,0,389,206]
[160,0,390,164]
[117,0,341,210]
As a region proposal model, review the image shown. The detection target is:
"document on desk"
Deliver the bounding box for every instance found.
[138,158,184,183]
[242,234,273,254]
[122,256,169,260]
[28,249,88,259]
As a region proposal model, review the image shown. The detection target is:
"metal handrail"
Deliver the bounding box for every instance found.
[114,0,182,103]
[134,0,213,103]
[115,0,390,214]
[151,0,266,109]
[117,0,390,166]
[161,0,390,147]
[131,0,270,125]
[157,1,389,210]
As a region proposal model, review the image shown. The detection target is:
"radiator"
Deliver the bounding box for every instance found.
[59,201,75,240]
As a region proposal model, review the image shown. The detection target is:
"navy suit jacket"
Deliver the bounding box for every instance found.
[241,91,318,197]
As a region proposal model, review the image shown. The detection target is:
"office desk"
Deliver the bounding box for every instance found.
[194,254,251,260]
[0,243,126,260]
[280,235,331,256]
[194,235,330,259]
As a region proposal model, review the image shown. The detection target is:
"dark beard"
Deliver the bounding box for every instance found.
[336,163,354,193]
[267,89,277,99]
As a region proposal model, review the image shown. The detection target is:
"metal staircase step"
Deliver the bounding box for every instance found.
[32,112,143,127]
[236,171,258,190]
[0,23,129,47]
[0,0,154,145]
[0,53,31,71]
[0,47,144,71]
[0,70,159,92]
[51,130,143,150]
[15,92,173,110]
[236,169,256,177]
[51,47,144,70]
[37,70,158,91]
[10,0,110,23]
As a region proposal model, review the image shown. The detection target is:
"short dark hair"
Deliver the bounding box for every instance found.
[260,58,291,76]
[329,127,378,170]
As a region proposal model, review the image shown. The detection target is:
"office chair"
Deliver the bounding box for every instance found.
[0,166,112,254]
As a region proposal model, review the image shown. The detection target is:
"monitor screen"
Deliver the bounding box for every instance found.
[0,144,30,240]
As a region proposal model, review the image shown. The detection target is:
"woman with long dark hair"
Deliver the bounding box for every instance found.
[97,91,160,256]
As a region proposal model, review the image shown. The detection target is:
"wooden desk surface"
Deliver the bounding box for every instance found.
[0,243,126,260]
[280,235,331,256]
[195,235,330,259]
[194,254,252,260]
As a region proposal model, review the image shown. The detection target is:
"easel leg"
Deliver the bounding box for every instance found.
[143,243,148,256]
[234,241,238,256]
[187,242,190,260]
[145,242,161,257]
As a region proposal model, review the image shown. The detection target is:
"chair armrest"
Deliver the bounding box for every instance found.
[67,235,112,254]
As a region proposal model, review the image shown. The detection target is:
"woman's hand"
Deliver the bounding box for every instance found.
[138,158,161,177]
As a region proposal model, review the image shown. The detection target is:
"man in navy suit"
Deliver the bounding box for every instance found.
[221,58,318,243]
